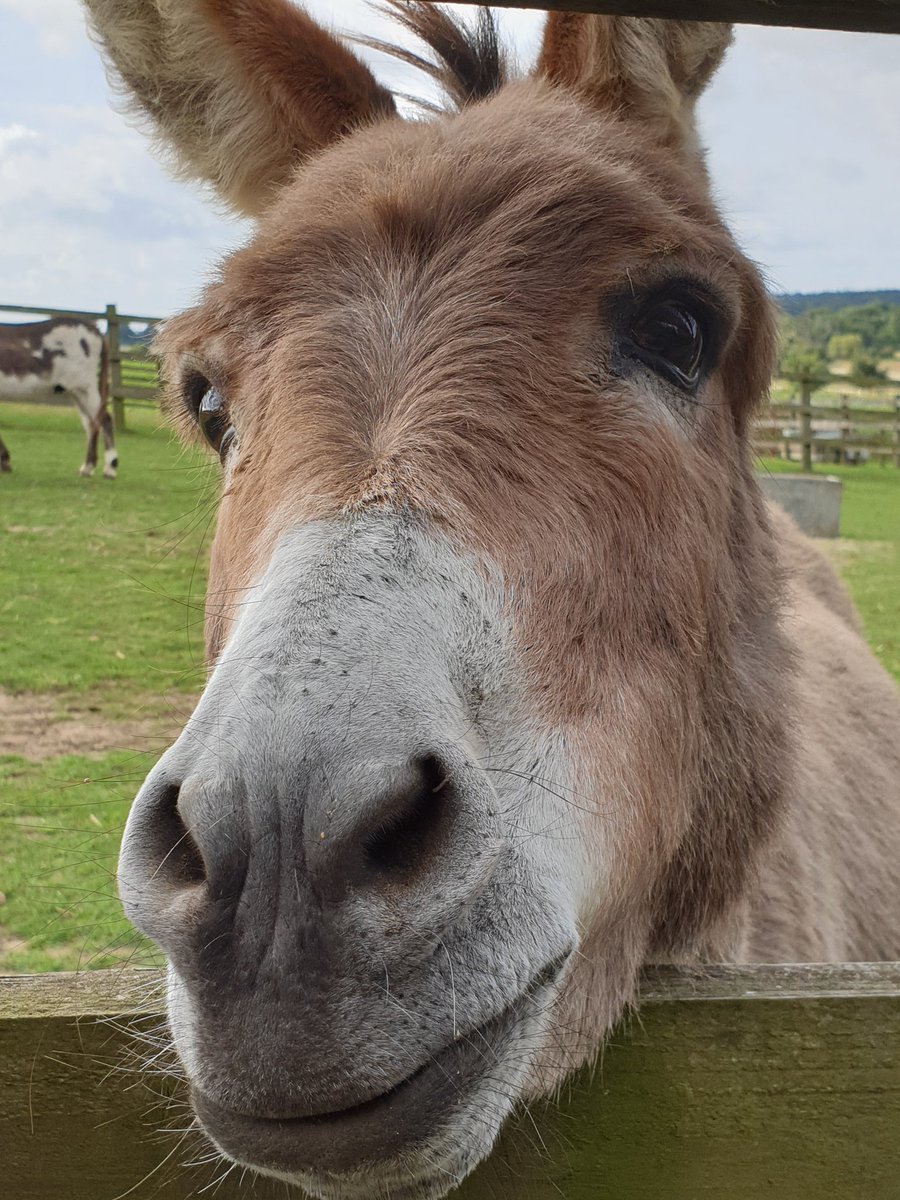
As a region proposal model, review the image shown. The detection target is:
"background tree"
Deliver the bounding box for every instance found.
[779,337,831,391]
[848,351,887,388]
[827,333,863,361]
[780,301,900,362]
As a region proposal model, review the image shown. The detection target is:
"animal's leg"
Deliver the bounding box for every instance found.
[75,395,99,477]
[99,409,118,478]
[0,434,11,472]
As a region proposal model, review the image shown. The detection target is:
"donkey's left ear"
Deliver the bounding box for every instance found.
[84,0,397,218]
[537,15,731,154]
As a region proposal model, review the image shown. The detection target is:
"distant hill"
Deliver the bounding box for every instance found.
[776,291,900,315]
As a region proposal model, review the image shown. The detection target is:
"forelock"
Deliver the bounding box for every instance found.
[354,2,507,111]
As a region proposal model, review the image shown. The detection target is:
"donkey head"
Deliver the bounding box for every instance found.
[87,4,787,1196]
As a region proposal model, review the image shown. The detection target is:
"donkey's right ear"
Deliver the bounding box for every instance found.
[83,0,396,217]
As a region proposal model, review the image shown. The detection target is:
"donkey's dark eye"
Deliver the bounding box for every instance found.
[196,384,236,462]
[624,297,708,392]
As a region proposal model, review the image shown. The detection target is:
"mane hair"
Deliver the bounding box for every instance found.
[356,1,506,110]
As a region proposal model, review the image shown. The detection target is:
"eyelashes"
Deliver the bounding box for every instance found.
[184,375,237,463]
[617,282,725,395]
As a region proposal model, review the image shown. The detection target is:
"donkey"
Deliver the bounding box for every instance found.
[85,4,900,1197]
[0,318,117,477]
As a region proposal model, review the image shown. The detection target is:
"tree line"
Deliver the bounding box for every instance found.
[778,301,900,387]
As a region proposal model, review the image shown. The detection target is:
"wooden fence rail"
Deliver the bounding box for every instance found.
[2,963,898,1199]
[754,397,900,467]
[445,0,900,35]
[0,303,162,432]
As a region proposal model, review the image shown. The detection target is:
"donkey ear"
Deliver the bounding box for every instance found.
[84,0,397,217]
[537,15,731,154]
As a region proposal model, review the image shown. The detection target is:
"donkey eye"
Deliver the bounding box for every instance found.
[196,384,236,462]
[624,297,708,392]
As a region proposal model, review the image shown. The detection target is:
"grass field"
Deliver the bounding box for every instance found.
[1,402,214,972]
[1,403,898,974]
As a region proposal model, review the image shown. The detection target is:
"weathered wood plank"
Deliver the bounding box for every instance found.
[5,961,899,1018]
[0,303,162,326]
[2,965,899,1198]
[766,406,900,424]
[111,384,160,401]
[640,959,900,1000]
[444,0,900,35]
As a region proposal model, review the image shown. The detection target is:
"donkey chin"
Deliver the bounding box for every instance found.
[172,956,572,1200]
[119,517,586,1200]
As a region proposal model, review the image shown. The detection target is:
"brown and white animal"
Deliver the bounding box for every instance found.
[0,318,117,477]
[84,4,900,1197]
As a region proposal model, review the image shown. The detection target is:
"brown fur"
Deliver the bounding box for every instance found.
[89,1,900,1093]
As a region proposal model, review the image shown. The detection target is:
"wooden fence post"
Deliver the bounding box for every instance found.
[800,376,813,472]
[105,302,124,432]
[839,394,851,466]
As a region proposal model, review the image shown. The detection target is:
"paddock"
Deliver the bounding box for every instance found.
[0,303,162,432]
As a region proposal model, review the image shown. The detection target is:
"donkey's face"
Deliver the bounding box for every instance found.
[89,5,785,1197]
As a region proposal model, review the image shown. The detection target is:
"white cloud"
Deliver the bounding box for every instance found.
[699,26,900,291]
[0,0,87,58]
[0,122,37,153]
[0,103,246,314]
[0,3,896,313]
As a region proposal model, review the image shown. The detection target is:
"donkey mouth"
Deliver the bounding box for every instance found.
[191,953,571,1181]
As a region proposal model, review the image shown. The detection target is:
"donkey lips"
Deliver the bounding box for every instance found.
[192,954,570,1178]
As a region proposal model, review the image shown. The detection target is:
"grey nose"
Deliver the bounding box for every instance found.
[119,749,499,968]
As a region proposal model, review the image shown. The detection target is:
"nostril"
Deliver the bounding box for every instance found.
[363,755,453,883]
[157,784,207,886]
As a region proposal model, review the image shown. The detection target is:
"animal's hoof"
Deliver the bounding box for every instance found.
[0,461,11,473]
[79,466,95,477]
[103,469,118,479]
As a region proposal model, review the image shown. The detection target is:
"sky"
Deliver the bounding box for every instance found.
[0,1,898,319]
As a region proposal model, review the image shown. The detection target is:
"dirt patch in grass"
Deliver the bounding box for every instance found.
[0,691,196,762]
[0,928,28,956]
[814,538,893,568]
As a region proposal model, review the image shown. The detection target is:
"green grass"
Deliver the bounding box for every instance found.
[1,402,214,973]
[0,406,897,974]
[0,750,160,973]
[1,402,215,701]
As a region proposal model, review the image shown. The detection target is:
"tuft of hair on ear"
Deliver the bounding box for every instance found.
[538,15,732,153]
[354,1,507,112]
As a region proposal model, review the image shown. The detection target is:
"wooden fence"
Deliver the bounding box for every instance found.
[450,0,900,35]
[2,963,898,1199]
[0,303,162,432]
[755,396,900,467]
